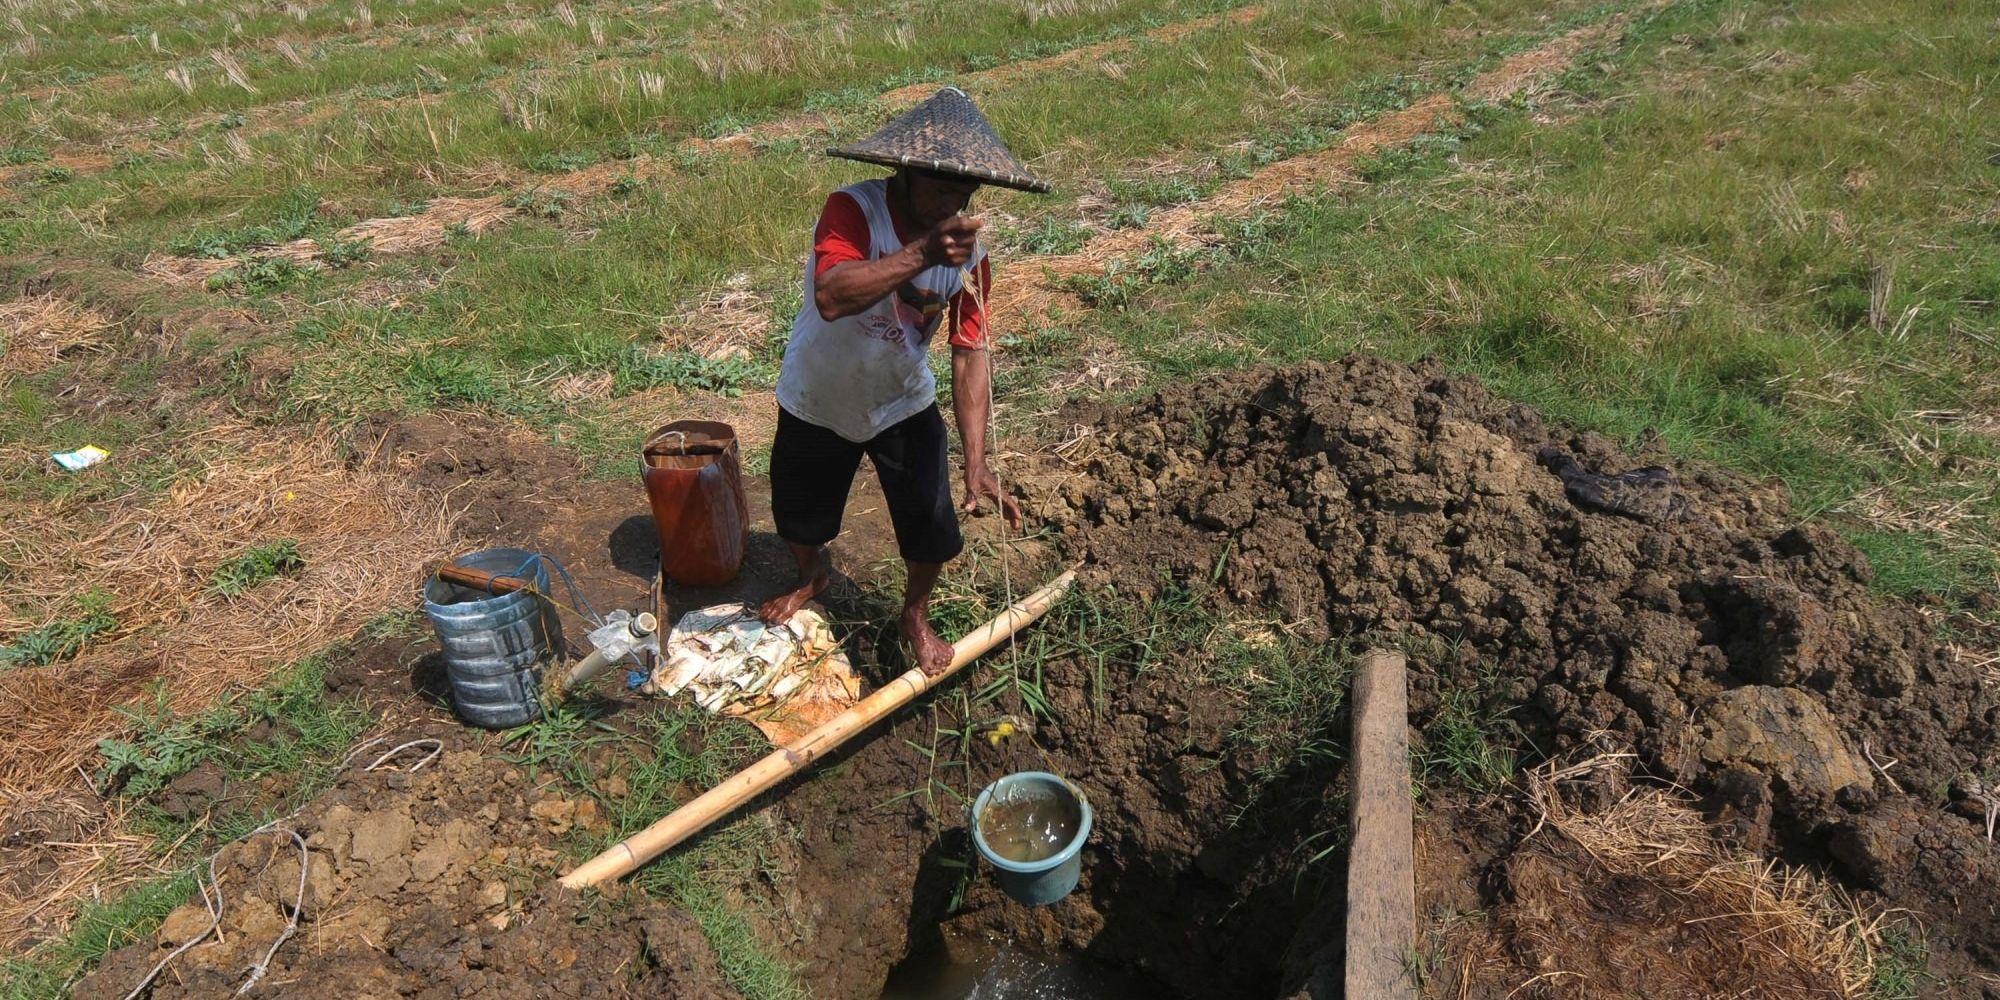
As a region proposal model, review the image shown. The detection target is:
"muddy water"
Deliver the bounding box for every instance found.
[977,786,1081,864]
[880,936,1152,1000]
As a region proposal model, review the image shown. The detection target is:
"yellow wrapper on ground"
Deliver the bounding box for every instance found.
[641,603,862,746]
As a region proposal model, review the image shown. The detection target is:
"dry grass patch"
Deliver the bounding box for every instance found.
[0,786,159,953]
[1443,752,1888,999]
[141,196,518,285]
[0,425,457,802]
[0,293,112,377]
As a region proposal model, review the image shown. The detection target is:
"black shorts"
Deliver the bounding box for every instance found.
[770,404,964,565]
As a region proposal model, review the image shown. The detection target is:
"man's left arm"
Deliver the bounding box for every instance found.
[949,259,1021,529]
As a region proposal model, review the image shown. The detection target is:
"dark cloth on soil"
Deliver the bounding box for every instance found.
[1034,356,2000,971]
[1534,444,1690,522]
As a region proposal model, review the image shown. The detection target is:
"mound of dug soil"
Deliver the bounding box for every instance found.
[1035,357,2000,967]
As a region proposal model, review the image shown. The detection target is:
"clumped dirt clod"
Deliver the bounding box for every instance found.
[74,736,739,1000]
[1036,356,2000,974]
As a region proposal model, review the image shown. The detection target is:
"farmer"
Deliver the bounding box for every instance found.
[759,87,1048,675]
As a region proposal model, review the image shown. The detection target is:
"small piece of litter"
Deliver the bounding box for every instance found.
[51,445,109,471]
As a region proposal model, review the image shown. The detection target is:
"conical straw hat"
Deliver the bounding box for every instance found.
[827,87,1050,193]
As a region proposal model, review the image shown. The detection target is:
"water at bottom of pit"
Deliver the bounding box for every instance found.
[880,932,1154,1000]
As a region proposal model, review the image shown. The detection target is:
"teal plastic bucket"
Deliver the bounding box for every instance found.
[970,772,1092,907]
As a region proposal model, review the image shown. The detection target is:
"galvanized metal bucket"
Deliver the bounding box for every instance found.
[423,548,562,729]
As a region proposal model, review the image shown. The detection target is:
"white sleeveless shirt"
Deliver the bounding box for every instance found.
[775,179,986,443]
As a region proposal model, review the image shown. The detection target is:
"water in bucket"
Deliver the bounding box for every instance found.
[977,784,1082,865]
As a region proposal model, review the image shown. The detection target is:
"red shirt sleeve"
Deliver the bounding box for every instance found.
[812,192,870,278]
[948,255,991,349]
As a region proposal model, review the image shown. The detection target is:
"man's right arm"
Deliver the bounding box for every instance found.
[814,242,929,321]
[815,215,983,321]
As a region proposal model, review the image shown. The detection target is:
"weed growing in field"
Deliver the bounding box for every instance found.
[519,703,804,1000]
[612,345,767,397]
[1105,202,1150,230]
[205,256,308,293]
[0,870,197,1000]
[527,149,598,173]
[1107,174,1209,207]
[35,166,76,185]
[206,538,305,598]
[319,235,373,269]
[1052,236,1205,309]
[998,216,1090,255]
[170,188,319,259]
[504,187,573,220]
[1865,923,1929,1000]
[0,147,50,166]
[96,653,370,799]
[3,648,377,994]
[0,592,117,668]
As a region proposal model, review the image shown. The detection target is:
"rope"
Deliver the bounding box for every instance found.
[366,739,443,772]
[233,827,307,995]
[960,246,1041,788]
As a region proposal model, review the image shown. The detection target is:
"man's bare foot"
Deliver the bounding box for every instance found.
[900,607,954,677]
[759,571,828,625]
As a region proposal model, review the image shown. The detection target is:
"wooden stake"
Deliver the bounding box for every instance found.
[1345,648,1416,999]
[558,569,1077,889]
[436,563,530,595]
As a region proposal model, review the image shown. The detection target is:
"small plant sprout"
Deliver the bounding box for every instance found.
[207,539,306,598]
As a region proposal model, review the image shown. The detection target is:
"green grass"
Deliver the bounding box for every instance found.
[1865,922,1930,1000]
[507,702,805,1000]
[1414,676,1530,795]
[96,653,371,800]
[0,591,116,668]
[0,871,198,1000]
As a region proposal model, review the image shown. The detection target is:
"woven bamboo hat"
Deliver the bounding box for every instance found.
[827,87,1049,193]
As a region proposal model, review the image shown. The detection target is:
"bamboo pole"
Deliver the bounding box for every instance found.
[558,568,1077,889]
